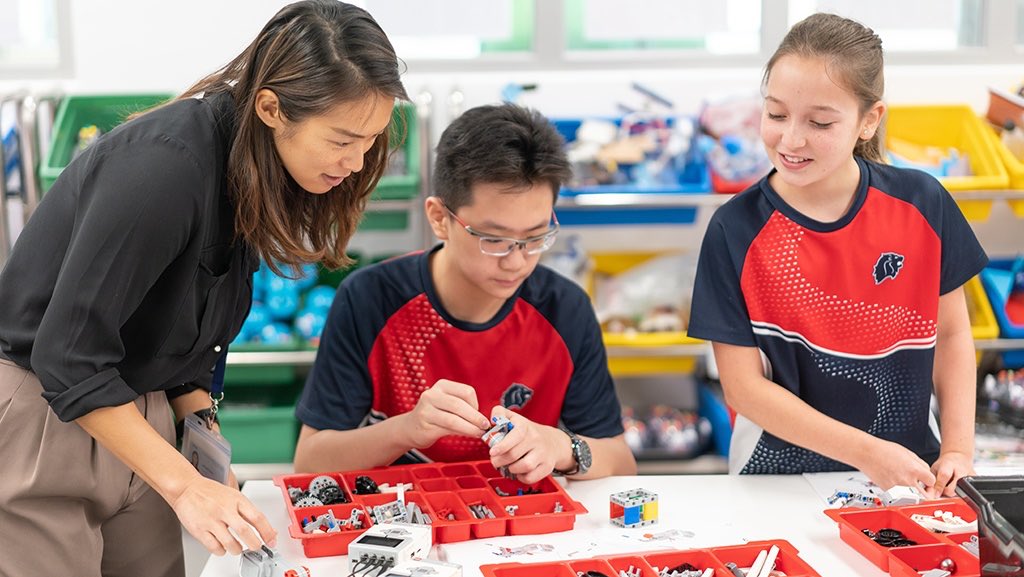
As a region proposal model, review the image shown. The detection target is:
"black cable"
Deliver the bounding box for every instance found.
[346,557,367,577]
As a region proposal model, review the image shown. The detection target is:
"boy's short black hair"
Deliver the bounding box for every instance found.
[432,104,571,211]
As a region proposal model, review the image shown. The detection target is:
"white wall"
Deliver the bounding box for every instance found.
[2,0,1021,259]
[3,0,1020,112]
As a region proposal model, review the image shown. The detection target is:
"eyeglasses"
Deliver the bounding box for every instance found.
[444,204,560,257]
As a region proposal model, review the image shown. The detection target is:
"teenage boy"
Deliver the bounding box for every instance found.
[294,104,636,483]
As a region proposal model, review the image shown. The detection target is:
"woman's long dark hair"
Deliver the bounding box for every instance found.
[180,0,408,271]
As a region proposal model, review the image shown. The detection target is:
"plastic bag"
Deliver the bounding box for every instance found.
[593,252,696,332]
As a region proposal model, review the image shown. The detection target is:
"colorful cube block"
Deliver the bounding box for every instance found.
[609,488,658,528]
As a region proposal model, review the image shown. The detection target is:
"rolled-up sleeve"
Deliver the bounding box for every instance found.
[32,135,204,421]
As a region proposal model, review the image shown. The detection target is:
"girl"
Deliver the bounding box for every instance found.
[689,13,984,498]
[0,2,407,575]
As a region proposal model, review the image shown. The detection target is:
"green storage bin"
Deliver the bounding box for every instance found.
[373,102,420,200]
[218,385,299,464]
[317,252,363,289]
[40,94,173,193]
[360,210,409,230]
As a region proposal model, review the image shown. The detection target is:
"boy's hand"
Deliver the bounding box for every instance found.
[486,406,573,484]
[931,451,974,497]
[857,439,938,499]
[404,379,491,449]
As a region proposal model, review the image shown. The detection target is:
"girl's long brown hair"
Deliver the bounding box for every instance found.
[179,0,408,272]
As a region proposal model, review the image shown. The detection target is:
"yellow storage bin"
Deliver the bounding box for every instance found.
[967,275,999,340]
[965,274,999,364]
[982,123,1024,218]
[589,252,701,376]
[887,105,1009,221]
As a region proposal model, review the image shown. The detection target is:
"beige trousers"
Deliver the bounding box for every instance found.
[0,358,185,577]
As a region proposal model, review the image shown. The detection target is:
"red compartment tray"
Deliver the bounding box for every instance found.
[274,460,587,557]
[824,498,980,575]
[480,539,822,577]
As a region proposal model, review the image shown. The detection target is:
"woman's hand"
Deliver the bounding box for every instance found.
[170,475,277,556]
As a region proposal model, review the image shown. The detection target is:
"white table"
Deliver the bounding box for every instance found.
[199,474,892,577]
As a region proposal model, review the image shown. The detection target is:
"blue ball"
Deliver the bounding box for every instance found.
[265,286,300,321]
[295,263,320,291]
[304,285,337,312]
[294,309,328,342]
[259,322,295,344]
[240,304,269,341]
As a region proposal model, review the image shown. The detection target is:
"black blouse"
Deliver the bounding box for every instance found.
[0,92,257,422]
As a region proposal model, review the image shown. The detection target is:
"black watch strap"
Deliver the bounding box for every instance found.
[175,408,218,441]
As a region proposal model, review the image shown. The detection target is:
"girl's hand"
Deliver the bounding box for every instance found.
[931,451,975,497]
[857,439,937,499]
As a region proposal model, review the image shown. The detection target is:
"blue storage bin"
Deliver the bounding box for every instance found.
[979,259,1024,339]
[552,117,709,225]
[553,117,709,196]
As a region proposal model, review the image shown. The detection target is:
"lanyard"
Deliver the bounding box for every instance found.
[209,351,227,419]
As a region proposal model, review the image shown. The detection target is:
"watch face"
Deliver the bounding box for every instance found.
[575,436,592,471]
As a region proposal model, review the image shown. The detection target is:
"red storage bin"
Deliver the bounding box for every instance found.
[274,460,587,557]
[480,539,823,577]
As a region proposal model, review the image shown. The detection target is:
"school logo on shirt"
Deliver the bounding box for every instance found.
[501,383,534,409]
[872,252,905,284]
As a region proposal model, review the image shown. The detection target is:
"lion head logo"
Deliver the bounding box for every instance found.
[873,252,905,284]
[501,383,534,409]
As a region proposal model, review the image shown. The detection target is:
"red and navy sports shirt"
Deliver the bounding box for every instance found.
[296,245,624,463]
[688,157,987,474]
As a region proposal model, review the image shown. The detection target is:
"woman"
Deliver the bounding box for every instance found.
[0,2,408,575]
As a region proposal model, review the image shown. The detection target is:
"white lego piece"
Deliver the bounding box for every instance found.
[882,485,924,506]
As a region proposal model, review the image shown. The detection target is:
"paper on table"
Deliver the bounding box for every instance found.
[801,471,883,507]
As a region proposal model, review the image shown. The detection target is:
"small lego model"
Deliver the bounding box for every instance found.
[481,416,513,447]
[609,488,658,528]
[481,415,516,479]
[239,545,311,577]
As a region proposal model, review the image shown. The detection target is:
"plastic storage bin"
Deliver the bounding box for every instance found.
[979,261,1024,340]
[480,539,823,577]
[40,94,173,193]
[370,102,419,201]
[968,275,1001,342]
[274,460,587,557]
[957,475,1024,576]
[217,385,300,464]
[825,498,981,574]
[360,102,420,231]
[983,122,1024,218]
[588,252,701,376]
[886,104,1009,221]
[551,117,710,226]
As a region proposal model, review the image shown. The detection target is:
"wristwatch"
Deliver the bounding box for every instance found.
[553,429,592,476]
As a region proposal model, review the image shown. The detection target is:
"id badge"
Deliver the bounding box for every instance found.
[181,413,232,484]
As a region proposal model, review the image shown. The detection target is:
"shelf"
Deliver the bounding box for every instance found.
[558,192,734,208]
[226,338,1021,368]
[555,190,1024,209]
[226,349,317,366]
[975,339,1024,351]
